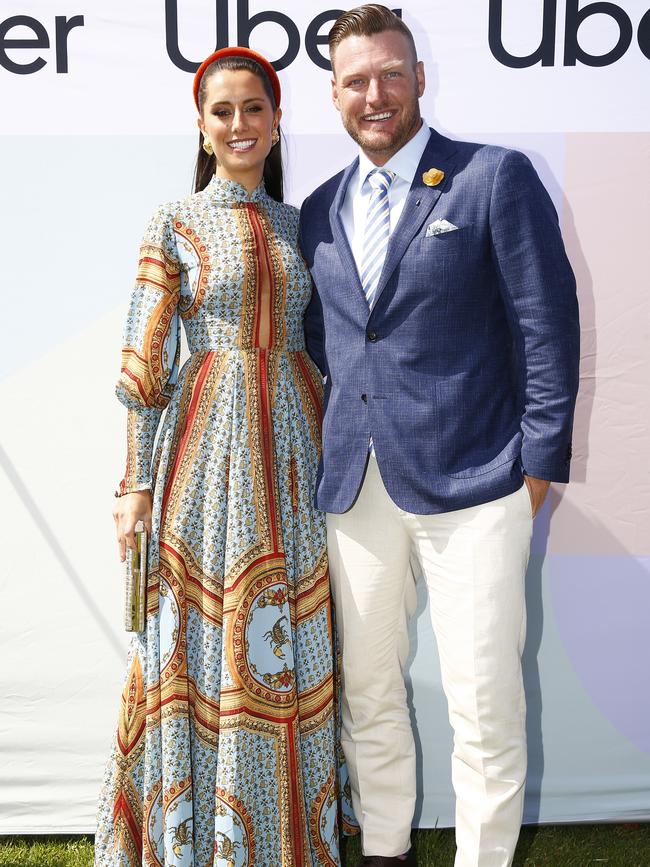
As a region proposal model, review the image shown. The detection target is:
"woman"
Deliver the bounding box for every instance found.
[96,47,352,867]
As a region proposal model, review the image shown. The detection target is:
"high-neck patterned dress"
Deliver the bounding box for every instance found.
[95,177,354,867]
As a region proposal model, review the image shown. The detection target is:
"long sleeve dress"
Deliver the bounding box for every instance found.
[95,176,354,867]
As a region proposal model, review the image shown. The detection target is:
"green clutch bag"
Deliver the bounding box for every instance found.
[124,521,148,632]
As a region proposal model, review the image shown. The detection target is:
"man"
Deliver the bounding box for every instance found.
[299,5,579,867]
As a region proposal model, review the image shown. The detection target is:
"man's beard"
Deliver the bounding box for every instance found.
[342,94,421,158]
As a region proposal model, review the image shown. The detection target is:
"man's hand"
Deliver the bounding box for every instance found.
[523,475,550,518]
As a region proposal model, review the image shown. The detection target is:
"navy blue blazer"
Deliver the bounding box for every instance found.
[300,128,580,514]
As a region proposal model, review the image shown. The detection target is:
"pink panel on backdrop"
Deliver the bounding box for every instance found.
[550,133,650,556]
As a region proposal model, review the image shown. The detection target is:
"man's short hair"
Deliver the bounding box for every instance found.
[329,4,418,68]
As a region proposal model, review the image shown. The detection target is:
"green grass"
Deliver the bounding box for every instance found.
[343,824,650,866]
[0,825,648,866]
[0,838,93,867]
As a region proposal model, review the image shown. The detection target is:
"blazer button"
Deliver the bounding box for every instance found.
[367,331,378,342]
[361,394,367,403]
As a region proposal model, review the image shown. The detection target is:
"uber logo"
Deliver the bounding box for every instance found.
[165,0,402,72]
[0,14,84,74]
[489,0,650,66]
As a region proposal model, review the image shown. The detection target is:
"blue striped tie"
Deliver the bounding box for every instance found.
[361,168,395,309]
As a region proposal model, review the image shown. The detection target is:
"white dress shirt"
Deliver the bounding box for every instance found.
[340,121,431,454]
[340,120,431,275]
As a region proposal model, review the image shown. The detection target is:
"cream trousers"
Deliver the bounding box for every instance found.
[327,457,533,866]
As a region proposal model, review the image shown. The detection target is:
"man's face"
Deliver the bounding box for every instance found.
[331,30,425,166]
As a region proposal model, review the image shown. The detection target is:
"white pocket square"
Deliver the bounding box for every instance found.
[426,219,459,237]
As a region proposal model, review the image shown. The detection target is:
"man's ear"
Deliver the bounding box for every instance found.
[416,60,425,98]
[331,77,341,112]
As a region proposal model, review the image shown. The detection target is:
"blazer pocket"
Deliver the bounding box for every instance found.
[444,437,522,478]
[414,229,467,260]
[425,226,460,239]
[423,228,461,242]
[436,375,521,478]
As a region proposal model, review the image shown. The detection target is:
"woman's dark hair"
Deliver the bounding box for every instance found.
[193,55,283,202]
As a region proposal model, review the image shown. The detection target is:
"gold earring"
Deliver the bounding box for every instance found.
[271,129,280,146]
[202,137,214,155]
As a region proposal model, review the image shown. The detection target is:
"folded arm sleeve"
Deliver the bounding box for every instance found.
[116,206,182,494]
[489,150,580,482]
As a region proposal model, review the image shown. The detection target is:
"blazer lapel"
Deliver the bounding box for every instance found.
[329,158,366,302]
[373,130,459,306]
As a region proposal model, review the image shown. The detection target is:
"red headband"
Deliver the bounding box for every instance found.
[193,47,282,111]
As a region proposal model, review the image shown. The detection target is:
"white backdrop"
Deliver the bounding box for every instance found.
[1,0,649,835]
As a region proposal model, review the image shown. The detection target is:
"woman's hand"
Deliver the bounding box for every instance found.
[113,490,153,562]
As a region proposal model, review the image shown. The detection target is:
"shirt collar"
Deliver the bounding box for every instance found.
[357,120,431,190]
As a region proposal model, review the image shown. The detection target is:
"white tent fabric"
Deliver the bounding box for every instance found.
[1,0,649,833]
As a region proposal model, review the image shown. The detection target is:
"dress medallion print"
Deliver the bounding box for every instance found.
[95,177,354,867]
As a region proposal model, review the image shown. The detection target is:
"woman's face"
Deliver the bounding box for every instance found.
[198,69,281,190]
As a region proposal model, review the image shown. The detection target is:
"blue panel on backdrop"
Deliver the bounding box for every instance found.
[0,136,195,381]
[550,555,650,757]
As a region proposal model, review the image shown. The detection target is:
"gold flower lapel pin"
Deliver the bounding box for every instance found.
[422,168,445,187]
